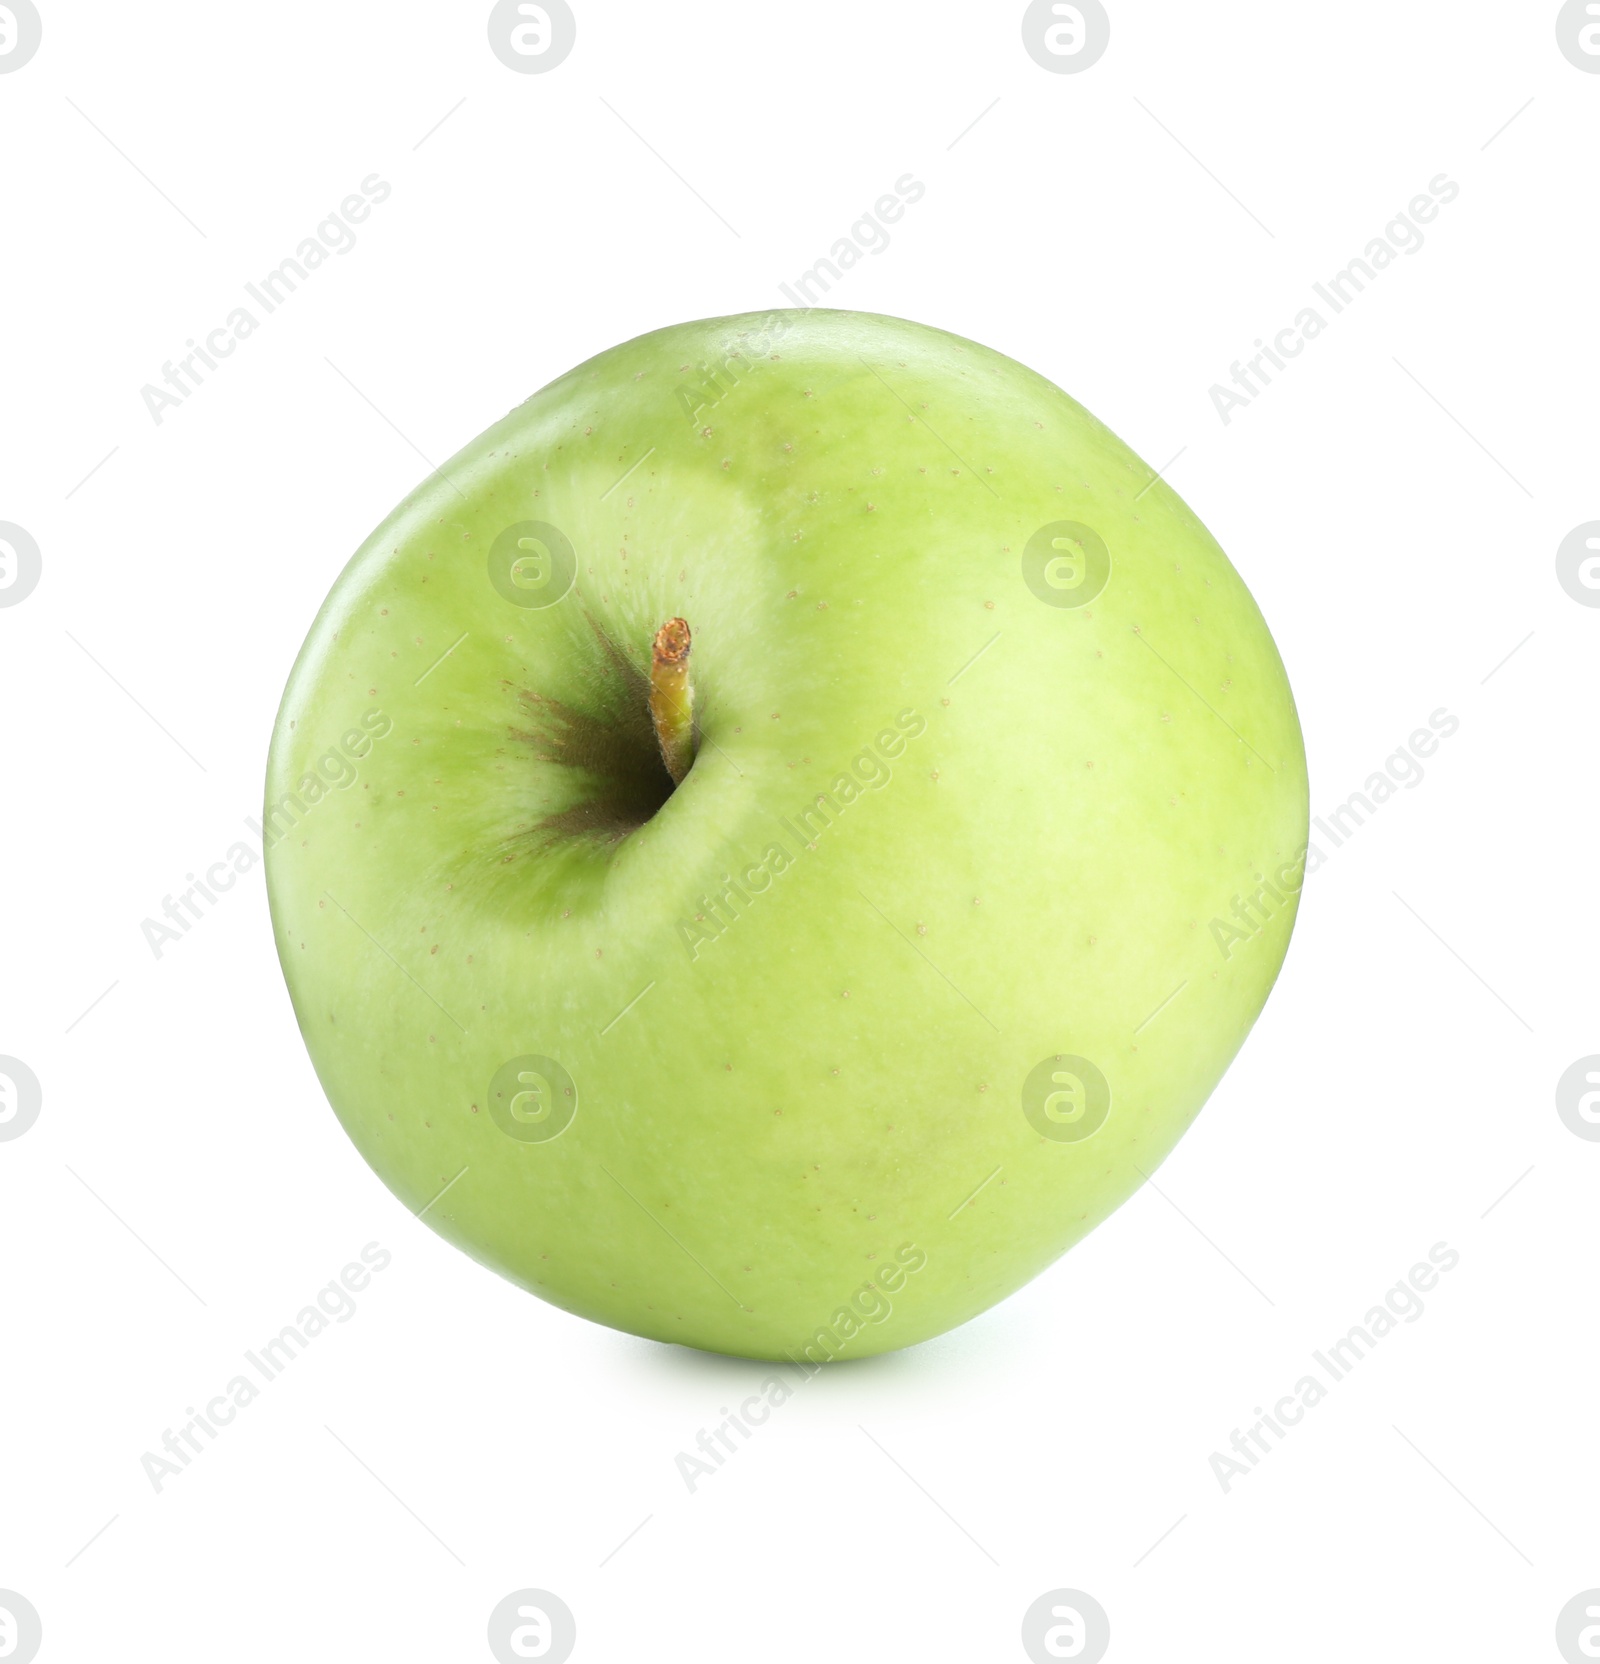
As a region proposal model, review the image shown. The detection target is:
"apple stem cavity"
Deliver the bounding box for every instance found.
[649,617,695,786]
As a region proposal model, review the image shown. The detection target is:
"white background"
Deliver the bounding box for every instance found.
[2,2,1597,1660]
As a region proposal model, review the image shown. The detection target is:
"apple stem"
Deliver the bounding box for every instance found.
[649,617,695,785]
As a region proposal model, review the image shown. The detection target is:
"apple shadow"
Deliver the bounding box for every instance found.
[609,1296,1034,1398]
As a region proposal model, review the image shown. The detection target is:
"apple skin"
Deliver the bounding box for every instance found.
[266,309,1307,1361]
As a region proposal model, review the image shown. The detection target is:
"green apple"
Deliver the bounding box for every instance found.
[266,309,1307,1361]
